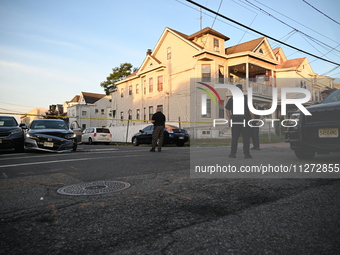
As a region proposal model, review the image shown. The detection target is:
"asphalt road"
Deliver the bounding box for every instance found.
[0,143,340,254]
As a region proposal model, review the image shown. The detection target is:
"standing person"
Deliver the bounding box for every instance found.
[251,105,263,150]
[225,84,253,159]
[150,108,166,152]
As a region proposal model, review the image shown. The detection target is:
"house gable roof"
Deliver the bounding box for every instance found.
[70,95,80,103]
[275,57,306,69]
[226,37,265,55]
[226,37,277,63]
[137,53,165,76]
[81,92,106,104]
[188,27,230,41]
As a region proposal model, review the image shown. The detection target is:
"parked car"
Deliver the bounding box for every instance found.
[287,89,340,159]
[0,116,26,152]
[81,127,112,145]
[132,124,189,146]
[25,119,78,152]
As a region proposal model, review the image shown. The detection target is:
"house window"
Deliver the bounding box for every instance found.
[167,47,171,60]
[101,109,105,115]
[259,48,264,54]
[112,110,116,118]
[202,64,211,82]
[136,109,140,120]
[157,76,163,91]
[82,111,87,116]
[144,80,147,94]
[121,88,124,98]
[120,112,124,121]
[129,85,132,95]
[214,38,219,52]
[149,78,153,93]
[202,99,211,118]
[218,100,225,118]
[95,109,99,114]
[143,107,146,121]
[136,84,139,94]
[149,106,154,120]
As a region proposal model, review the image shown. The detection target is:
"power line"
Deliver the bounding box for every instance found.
[211,0,224,28]
[303,0,340,25]
[185,0,340,66]
[243,0,340,55]
[253,0,339,45]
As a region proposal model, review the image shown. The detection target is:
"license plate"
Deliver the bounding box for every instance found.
[319,128,338,138]
[179,137,184,140]
[44,142,54,147]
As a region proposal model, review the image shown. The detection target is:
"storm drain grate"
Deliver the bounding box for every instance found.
[57,181,130,196]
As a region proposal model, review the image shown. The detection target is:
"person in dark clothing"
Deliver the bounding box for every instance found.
[150,108,166,152]
[251,105,263,150]
[225,84,253,159]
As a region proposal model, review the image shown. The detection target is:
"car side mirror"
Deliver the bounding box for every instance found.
[20,124,27,129]
[139,130,144,133]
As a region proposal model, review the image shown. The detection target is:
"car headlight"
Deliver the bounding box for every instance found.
[10,128,22,135]
[26,133,37,138]
[65,133,76,139]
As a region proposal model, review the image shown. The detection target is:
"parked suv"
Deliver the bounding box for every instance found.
[287,89,340,159]
[0,116,26,152]
[81,127,112,145]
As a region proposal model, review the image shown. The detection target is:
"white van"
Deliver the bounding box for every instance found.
[81,127,112,145]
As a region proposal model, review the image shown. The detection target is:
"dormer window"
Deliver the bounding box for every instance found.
[213,38,219,52]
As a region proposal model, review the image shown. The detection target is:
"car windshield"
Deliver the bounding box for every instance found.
[31,120,68,130]
[322,90,340,103]
[0,117,18,127]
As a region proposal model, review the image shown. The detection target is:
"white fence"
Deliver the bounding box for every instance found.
[108,124,149,143]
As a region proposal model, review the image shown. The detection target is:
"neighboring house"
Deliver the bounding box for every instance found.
[21,108,48,126]
[111,27,334,138]
[66,92,111,130]
[274,48,334,106]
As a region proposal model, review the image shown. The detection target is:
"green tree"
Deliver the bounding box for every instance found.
[100,63,137,95]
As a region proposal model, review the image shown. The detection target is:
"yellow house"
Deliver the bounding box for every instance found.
[112,27,334,137]
[20,108,48,126]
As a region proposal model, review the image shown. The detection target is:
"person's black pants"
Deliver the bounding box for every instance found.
[230,124,251,155]
[152,125,164,150]
[251,127,260,149]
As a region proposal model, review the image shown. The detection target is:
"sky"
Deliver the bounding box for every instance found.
[1,0,339,117]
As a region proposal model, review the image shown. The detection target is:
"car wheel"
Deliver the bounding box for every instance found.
[294,150,315,159]
[132,137,139,146]
[89,138,93,145]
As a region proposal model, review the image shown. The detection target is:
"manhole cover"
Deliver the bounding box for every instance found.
[57,181,130,196]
